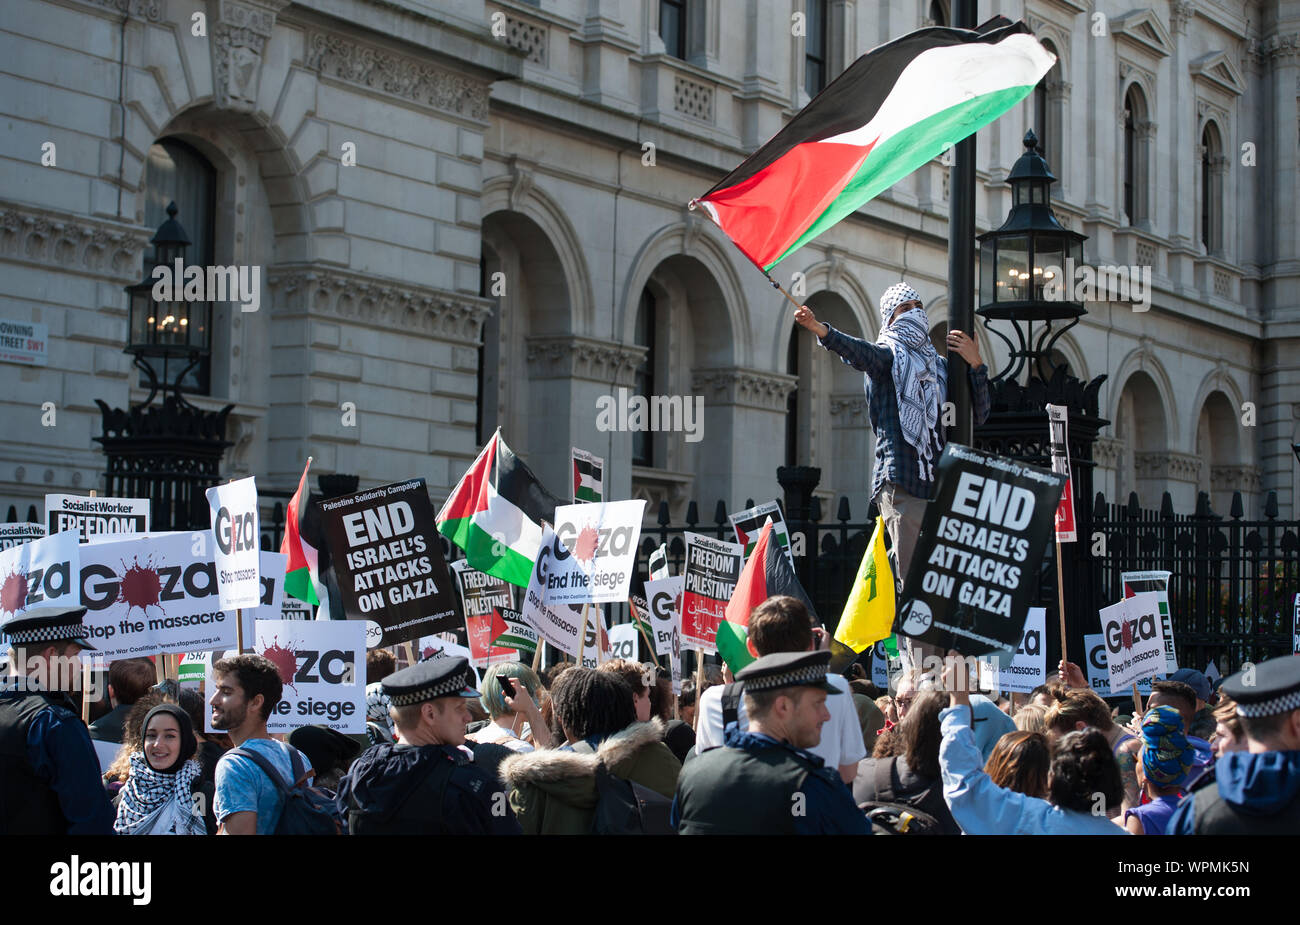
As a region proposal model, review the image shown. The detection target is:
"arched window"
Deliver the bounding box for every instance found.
[141,137,216,394]
[785,326,799,467]
[927,0,948,27]
[1122,86,1149,227]
[659,0,687,59]
[1201,122,1223,253]
[1032,40,1060,161]
[633,288,657,467]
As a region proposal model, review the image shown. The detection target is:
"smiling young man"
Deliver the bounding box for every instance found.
[210,653,312,835]
[672,650,869,835]
[794,282,991,667]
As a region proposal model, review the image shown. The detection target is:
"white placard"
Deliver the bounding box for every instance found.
[644,576,683,658]
[0,523,46,550]
[206,477,261,610]
[607,623,639,661]
[0,530,80,625]
[1098,597,1166,691]
[206,619,366,733]
[45,494,149,541]
[1084,633,1155,697]
[979,607,1046,693]
[521,524,586,658]
[546,500,646,605]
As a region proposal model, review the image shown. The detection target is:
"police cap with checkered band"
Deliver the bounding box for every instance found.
[381,655,479,707]
[1220,654,1300,719]
[2,606,96,651]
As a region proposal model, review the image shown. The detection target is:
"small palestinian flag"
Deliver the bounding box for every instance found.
[690,21,1055,271]
[572,448,603,503]
[715,520,820,672]
[437,430,562,588]
[281,458,321,607]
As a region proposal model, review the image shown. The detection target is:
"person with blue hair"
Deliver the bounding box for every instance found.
[466,662,551,752]
[1122,705,1193,835]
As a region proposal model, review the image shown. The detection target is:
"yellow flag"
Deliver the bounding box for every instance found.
[833,516,896,653]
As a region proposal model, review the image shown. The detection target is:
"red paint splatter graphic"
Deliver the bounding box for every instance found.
[259,636,299,694]
[1,570,29,618]
[422,645,436,660]
[117,556,164,618]
[574,524,599,562]
[1120,619,1134,650]
[673,592,682,617]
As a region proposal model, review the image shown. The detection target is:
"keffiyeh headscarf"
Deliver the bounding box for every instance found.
[114,704,205,836]
[877,282,945,481]
[1139,705,1193,787]
[366,681,396,745]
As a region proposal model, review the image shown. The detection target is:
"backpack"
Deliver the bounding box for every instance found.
[228,745,342,836]
[590,759,675,836]
[859,757,951,835]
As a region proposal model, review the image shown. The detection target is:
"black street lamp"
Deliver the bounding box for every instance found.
[124,202,212,406]
[978,131,1087,385]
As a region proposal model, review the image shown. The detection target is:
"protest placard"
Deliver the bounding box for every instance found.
[1121,570,1178,676]
[319,479,460,646]
[0,529,79,624]
[680,532,743,653]
[413,636,482,688]
[205,477,261,611]
[1098,597,1166,691]
[177,650,209,687]
[450,559,516,668]
[571,447,604,503]
[1083,633,1155,697]
[45,494,149,541]
[644,575,683,657]
[493,607,538,657]
[79,533,284,659]
[547,499,646,605]
[896,444,1067,662]
[870,640,890,690]
[521,524,587,658]
[0,522,46,550]
[579,606,610,668]
[240,551,286,643]
[1294,592,1299,656]
[1046,404,1076,542]
[206,620,366,733]
[730,501,794,566]
[978,607,1046,694]
[608,622,639,660]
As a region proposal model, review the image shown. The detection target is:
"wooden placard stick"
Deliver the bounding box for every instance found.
[1054,538,1068,664]
[576,602,592,668]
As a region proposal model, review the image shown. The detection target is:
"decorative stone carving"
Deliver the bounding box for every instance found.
[267,266,492,342]
[209,0,284,112]
[1249,32,1300,62]
[691,368,796,412]
[828,392,869,425]
[673,75,714,122]
[1170,0,1195,34]
[1211,465,1261,493]
[76,0,161,21]
[524,335,644,386]
[1093,436,1124,469]
[0,201,149,282]
[1135,451,1203,482]
[306,32,490,121]
[507,156,535,211]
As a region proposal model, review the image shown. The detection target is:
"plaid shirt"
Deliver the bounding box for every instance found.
[819,323,991,501]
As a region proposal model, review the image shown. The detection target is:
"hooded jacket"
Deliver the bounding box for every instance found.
[1166,750,1300,834]
[498,718,680,835]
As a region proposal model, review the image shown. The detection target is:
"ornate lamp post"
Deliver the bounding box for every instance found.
[973,131,1108,667]
[96,203,233,530]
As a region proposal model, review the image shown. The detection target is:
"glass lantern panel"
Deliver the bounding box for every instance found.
[980,240,995,306]
[1032,236,1063,301]
[995,235,1029,302]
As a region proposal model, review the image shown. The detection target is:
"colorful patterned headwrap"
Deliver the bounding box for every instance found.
[1139,705,1193,787]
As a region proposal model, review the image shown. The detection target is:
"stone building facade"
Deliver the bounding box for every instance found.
[1,0,1296,527]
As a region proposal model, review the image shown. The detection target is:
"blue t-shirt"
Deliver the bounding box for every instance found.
[213,738,313,834]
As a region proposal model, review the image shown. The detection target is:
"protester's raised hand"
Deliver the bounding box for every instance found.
[941,651,972,706]
[1058,659,1087,689]
[946,330,983,367]
[793,305,828,338]
[503,682,536,716]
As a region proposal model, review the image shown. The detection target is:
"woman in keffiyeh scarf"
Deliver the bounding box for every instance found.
[113,703,207,835]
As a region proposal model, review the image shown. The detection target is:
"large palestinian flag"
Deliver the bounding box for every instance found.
[690,21,1055,271]
[436,430,563,588]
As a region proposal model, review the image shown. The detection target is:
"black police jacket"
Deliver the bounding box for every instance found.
[336,741,521,835]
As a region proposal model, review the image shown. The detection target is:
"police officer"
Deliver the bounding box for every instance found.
[1168,654,1300,834]
[0,608,115,834]
[672,650,869,835]
[335,656,521,835]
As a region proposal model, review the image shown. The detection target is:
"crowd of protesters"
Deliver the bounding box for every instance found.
[2,598,1298,835]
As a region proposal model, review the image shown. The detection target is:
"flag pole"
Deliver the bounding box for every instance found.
[762,269,805,312]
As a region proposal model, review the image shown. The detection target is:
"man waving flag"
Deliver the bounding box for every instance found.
[690,20,1055,271]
